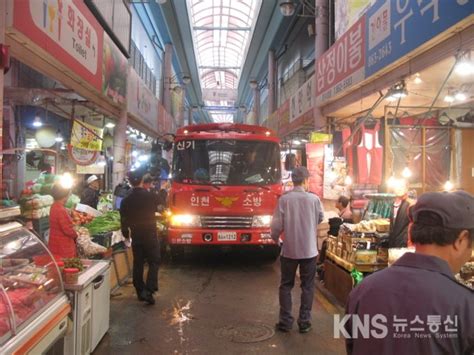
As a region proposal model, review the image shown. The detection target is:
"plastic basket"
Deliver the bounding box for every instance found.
[91,232,113,248]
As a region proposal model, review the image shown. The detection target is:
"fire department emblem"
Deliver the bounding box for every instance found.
[215,196,239,207]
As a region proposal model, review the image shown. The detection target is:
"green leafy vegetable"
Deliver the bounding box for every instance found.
[85,211,121,235]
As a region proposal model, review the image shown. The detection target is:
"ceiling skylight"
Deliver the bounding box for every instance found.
[187,0,261,123]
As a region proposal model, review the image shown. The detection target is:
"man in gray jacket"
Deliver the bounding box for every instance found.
[271,166,324,333]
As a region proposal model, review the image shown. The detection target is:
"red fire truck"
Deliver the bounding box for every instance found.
[166,123,282,258]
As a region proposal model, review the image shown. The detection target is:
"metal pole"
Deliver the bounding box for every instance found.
[162,44,173,115]
[254,88,260,125]
[112,107,128,188]
[313,0,329,129]
[268,50,276,115]
[0,0,5,201]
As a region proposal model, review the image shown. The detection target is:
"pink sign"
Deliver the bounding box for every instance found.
[316,15,366,104]
[306,143,325,198]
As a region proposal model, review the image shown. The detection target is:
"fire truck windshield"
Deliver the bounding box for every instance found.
[173,140,281,186]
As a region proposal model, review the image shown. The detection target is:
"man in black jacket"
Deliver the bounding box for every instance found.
[388,181,413,248]
[120,169,160,305]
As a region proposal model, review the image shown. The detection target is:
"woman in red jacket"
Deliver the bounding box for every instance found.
[48,184,78,259]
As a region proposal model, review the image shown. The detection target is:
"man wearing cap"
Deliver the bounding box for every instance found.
[120,169,161,305]
[80,175,100,209]
[345,190,474,355]
[271,166,324,333]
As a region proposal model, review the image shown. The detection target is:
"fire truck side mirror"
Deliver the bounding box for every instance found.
[284,153,296,171]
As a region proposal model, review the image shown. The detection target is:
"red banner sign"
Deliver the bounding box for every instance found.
[315,15,366,104]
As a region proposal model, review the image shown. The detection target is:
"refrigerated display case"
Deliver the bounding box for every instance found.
[63,260,111,354]
[0,221,70,354]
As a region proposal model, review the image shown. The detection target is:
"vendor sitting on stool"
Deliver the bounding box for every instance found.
[48,184,78,259]
[336,195,353,222]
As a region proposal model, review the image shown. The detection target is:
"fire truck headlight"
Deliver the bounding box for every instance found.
[252,215,272,228]
[170,214,201,227]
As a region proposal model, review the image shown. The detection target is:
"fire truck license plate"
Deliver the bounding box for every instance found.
[217,232,237,241]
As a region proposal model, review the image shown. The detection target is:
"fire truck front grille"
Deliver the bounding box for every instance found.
[200,216,253,229]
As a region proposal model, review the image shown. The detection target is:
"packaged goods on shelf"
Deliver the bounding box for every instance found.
[372,219,391,233]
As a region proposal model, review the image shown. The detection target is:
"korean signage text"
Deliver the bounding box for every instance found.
[189,194,263,208]
[128,68,159,134]
[11,0,103,90]
[290,76,315,123]
[316,16,366,103]
[316,0,473,106]
[71,121,104,151]
[366,0,473,76]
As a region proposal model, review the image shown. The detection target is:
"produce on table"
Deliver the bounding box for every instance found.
[62,257,85,272]
[20,173,62,219]
[19,194,54,219]
[71,210,95,225]
[85,211,121,235]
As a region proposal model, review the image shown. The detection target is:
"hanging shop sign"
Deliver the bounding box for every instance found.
[102,33,127,105]
[290,76,315,123]
[127,68,159,133]
[202,88,238,102]
[67,144,99,166]
[315,16,366,104]
[365,0,474,77]
[70,121,104,151]
[310,132,333,143]
[9,0,103,90]
[76,163,104,175]
[306,143,325,197]
[171,90,184,121]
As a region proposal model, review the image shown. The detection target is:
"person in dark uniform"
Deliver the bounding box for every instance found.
[346,191,474,355]
[120,169,160,305]
[80,175,100,209]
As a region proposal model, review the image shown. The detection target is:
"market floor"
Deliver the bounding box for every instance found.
[93,249,346,355]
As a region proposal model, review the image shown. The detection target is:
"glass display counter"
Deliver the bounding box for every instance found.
[0,221,69,353]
